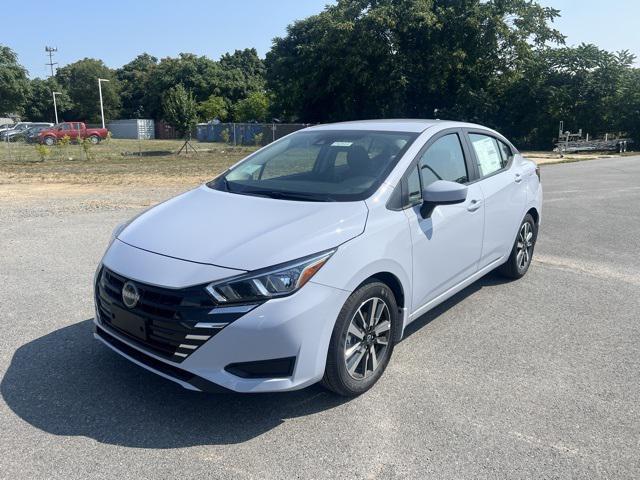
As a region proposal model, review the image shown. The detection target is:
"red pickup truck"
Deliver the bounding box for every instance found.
[38,122,109,146]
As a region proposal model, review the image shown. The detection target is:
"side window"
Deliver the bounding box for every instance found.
[469,134,503,177]
[406,166,422,205]
[497,140,513,168]
[418,134,468,188]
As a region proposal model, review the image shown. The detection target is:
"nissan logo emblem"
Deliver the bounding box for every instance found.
[122,281,140,309]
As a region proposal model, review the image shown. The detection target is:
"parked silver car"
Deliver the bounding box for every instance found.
[0,122,32,140]
[1,122,52,141]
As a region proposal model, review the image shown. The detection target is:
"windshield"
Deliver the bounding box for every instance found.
[209,130,418,202]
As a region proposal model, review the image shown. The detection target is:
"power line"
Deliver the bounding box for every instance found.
[45,46,58,77]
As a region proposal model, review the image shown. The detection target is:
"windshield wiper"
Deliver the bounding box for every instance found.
[238,189,333,202]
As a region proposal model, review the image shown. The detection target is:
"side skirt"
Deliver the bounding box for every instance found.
[399,257,505,338]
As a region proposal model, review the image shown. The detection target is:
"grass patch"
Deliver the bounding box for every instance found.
[0,138,257,186]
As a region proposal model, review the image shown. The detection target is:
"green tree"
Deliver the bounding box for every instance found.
[0,45,30,115]
[616,67,640,143]
[198,95,228,121]
[143,50,267,121]
[55,58,120,123]
[162,84,198,137]
[266,0,564,123]
[23,78,72,122]
[233,91,269,122]
[498,45,636,148]
[146,53,221,120]
[116,53,158,118]
[219,48,267,102]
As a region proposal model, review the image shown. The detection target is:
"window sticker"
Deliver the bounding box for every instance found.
[331,141,353,147]
[473,136,502,176]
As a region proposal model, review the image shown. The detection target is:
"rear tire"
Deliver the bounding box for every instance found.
[498,213,537,279]
[322,281,398,396]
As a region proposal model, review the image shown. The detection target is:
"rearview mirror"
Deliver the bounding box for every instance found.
[420,180,468,218]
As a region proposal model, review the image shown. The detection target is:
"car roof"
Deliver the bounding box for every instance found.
[305,119,490,133]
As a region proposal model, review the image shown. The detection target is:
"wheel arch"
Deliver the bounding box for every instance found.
[526,207,540,226]
[358,271,405,310]
[352,270,407,343]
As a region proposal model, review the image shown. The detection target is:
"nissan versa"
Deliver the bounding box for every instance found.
[94,119,542,396]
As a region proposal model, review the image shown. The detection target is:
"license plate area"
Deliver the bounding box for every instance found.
[110,306,147,341]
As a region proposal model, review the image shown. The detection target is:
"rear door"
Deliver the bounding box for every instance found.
[463,131,526,268]
[402,129,485,312]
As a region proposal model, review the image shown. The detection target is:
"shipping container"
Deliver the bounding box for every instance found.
[107,119,155,140]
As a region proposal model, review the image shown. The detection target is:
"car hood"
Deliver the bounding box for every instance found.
[118,185,368,271]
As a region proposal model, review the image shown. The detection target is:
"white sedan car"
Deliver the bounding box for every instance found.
[94,119,541,396]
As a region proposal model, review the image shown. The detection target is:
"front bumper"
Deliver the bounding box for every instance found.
[94,256,350,393]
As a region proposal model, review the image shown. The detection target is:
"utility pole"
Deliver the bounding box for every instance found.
[45,46,58,77]
[52,92,62,124]
[98,78,110,129]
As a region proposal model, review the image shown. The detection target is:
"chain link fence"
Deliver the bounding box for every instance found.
[196,123,311,146]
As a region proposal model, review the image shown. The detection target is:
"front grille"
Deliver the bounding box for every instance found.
[95,267,253,363]
[95,326,231,393]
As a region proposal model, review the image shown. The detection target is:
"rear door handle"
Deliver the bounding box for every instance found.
[514,173,523,183]
[467,199,482,212]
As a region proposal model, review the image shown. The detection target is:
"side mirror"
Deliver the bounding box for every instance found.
[420,180,468,218]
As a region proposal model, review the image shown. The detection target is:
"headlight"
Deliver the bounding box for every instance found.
[206,249,335,304]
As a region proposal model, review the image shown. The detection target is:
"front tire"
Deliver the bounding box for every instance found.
[322,281,399,396]
[88,135,100,145]
[43,136,55,146]
[498,213,537,279]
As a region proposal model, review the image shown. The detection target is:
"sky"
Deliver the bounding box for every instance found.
[2,0,638,78]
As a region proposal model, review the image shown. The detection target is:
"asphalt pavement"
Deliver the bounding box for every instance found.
[1,156,639,479]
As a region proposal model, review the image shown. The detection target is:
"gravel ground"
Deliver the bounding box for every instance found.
[1,156,639,479]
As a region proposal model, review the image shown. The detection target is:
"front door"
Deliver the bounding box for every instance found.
[404,132,485,313]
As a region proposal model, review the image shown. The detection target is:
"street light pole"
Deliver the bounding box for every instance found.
[52,91,62,124]
[98,78,110,129]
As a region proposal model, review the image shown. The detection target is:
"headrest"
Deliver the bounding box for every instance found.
[347,145,370,173]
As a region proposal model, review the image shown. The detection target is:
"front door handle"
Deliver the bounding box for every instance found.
[514,173,523,183]
[467,199,482,212]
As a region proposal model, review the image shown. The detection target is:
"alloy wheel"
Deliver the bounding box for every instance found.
[516,221,534,271]
[344,297,391,379]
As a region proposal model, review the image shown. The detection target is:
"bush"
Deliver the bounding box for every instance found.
[34,144,51,162]
[220,127,230,144]
[81,137,94,160]
[253,132,264,146]
[59,134,71,147]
